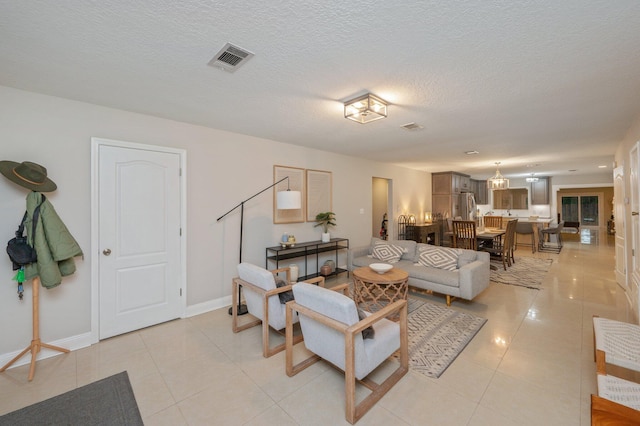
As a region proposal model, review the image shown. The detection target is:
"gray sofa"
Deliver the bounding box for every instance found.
[348,238,490,306]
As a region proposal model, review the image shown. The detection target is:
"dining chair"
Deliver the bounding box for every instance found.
[480,219,517,270]
[483,215,503,229]
[539,221,565,252]
[452,220,477,250]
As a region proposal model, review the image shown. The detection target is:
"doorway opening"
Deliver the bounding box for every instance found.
[372,177,392,240]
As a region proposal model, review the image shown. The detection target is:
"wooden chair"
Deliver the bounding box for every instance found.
[483,215,503,229]
[232,262,325,358]
[285,282,408,424]
[480,219,517,270]
[591,376,640,425]
[591,393,640,425]
[452,220,477,250]
[593,316,640,376]
[591,316,640,424]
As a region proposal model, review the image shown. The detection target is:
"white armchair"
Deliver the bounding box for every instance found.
[232,262,324,358]
[285,282,408,424]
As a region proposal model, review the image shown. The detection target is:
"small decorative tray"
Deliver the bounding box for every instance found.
[280,242,295,248]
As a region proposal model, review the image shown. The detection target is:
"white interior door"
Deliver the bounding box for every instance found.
[630,142,640,317]
[98,143,183,339]
[614,166,628,292]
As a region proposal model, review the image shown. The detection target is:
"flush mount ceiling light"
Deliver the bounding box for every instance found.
[344,93,388,124]
[487,162,510,190]
[526,173,539,183]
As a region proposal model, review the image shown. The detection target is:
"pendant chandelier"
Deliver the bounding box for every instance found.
[487,162,509,190]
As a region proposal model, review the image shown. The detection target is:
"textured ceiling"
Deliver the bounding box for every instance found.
[2,0,640,179]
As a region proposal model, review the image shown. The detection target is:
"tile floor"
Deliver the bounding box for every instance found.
[0,230,630,425]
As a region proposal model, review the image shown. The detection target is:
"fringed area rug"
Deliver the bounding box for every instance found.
[490,256,553,290]
[0,371,143,426]
[394,298,486,379]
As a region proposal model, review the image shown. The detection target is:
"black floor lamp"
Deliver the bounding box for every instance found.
[217,176,301,315]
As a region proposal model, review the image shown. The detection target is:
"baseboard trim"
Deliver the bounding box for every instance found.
[0,332,93,371]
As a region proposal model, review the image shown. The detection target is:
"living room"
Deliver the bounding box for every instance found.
[1,1,640,424]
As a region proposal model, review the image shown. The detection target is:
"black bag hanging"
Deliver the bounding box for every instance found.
[6,195,45,270]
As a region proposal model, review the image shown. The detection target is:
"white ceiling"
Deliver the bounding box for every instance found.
[2,1,640,180]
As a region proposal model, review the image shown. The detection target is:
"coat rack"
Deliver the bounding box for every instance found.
[0,277,69,381]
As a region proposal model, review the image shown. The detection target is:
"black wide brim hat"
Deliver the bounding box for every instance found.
[0,161,57,192]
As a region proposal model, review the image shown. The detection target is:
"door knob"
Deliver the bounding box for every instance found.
[632,212,639,216]
[103,248,112,256]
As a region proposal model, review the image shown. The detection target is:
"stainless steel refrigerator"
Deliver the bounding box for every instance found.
[459,192,477,221]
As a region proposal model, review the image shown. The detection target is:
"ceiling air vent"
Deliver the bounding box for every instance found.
[401,122,423,131]
[208,43,254,73]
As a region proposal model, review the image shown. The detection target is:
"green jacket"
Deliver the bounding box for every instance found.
[24,192,83,289]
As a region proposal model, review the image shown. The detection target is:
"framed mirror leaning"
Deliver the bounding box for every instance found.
[492,188,529,210]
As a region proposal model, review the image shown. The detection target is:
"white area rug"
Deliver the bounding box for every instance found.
[490,256,553,290]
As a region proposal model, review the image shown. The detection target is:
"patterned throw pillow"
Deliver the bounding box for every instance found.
[416,246,459,271]
[371,242,405,263]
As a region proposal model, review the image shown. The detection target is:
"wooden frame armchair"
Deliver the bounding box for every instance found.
[285,282,408,424]
[232,262,325,358]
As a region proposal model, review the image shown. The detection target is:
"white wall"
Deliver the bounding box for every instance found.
[0,86,430,358]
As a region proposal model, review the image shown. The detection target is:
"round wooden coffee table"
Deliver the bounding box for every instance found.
[352,266,409,318]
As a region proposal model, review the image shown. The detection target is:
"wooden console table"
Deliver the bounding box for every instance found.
[265,238,349,280]
[408,222,441,245]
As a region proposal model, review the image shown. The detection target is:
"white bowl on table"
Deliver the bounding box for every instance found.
[369,263,393,274]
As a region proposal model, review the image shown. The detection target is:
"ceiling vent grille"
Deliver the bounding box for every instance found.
[208,43,254,73]
[401,122,423,131]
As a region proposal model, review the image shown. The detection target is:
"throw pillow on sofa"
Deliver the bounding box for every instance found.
[371,241,406,263]
[416,245,460,271]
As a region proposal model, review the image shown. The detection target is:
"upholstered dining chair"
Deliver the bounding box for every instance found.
[285,282,408,424]
[452,220,477,250]
[539,221,564,252]
[480,219,517,270]
[515,222,536,253]
[232,262,325,358]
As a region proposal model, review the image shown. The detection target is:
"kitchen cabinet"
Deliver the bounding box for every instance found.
[531,177,549,205]
[432,172,470,217]
[471,179,488,204]
[432,171,471,194]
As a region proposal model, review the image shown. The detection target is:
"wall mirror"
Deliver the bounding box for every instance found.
[492,188,528,209]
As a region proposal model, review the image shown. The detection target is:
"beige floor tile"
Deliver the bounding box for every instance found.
[244,404,299,426]
[380,372,478,425]
[177,371,274,426]
[143,404,188,426]
[0,233,621,425]
[480,371,580,425]
[129,370,176,418]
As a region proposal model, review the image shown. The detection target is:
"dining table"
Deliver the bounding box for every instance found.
[476,227,505,247]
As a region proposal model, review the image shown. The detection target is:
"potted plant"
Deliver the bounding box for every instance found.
[314,212,336,242]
